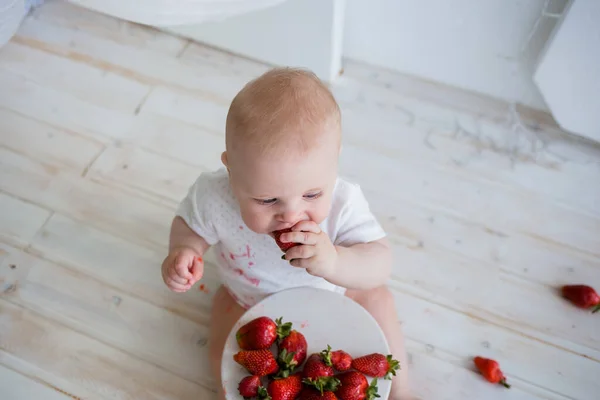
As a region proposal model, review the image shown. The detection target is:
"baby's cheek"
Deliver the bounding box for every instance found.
[240,206,270,233]
[308,200,330,224]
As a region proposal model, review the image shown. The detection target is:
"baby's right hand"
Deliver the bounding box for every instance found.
[161,246,204,293]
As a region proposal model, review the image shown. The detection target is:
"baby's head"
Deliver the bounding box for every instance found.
[222,67,341,234]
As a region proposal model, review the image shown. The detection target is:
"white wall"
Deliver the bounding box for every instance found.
[343,0,567,110]
[164,0,345,82]
[534,1,600,141]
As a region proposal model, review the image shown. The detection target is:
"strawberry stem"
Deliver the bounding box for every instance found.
[592,304,600,313]
[302,377,340,394]
[384,355,401,380]
[258,386,272,400]
[499,378,511,389]
[275,317,293,341]
[367,378,381,400]
[320,345,333,366]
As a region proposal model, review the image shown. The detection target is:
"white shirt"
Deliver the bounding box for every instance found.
[176,168,386,308]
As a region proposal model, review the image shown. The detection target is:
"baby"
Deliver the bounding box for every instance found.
[161,68,410,400]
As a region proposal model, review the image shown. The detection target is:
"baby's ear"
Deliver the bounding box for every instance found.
[221,151,229,168]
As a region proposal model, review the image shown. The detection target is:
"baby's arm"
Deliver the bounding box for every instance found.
[161,216,211,292]
[169,216,210,254]
[331,238,392,290]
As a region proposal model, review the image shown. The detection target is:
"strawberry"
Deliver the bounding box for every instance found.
[268,373,303,400]
[336,371,379,400]
[237,316,292,350]
[474,356,510,388]
[320,345,352,372]
[561,285,600,313]
[302,353,334,380]
[351,353,400,380]
[278,330,308,370]
[273,228,300,252]
[298,387,338,400]
[234,349,280,376]
[238,375,266,399]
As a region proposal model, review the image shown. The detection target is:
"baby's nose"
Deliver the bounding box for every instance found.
[277,209,301,223]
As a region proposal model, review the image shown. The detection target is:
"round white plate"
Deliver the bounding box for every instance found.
[222,286,392,400]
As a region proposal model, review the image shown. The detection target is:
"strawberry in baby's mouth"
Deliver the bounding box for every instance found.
[272,228,301,252]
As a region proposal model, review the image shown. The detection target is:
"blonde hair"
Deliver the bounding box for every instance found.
[225,67,341,157]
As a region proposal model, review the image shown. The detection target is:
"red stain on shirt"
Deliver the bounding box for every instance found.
[300,321,309,328]
[230,245,253,260]
[198,284,210,294]
[234,268,244,276]
[248,277,260,287]
[239,225,244,230]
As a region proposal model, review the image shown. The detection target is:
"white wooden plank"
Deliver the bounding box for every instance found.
[28,213,220,324]
[390,286,598,400]
[179,41,270,80]
[13,17,248,103]
[0,300,216,399]
[0,243,216,390]
[0,107,104,172]
[87,144,204,205]
[29,1,188,56]
[140,85,229,135]
[386,239,600,357]
[0,42,150,113]
[371,190,600,290]
[128,112,225,170]
[0,350,98,400]
[0,147,172,248]
[404,340,567,400]
[335,75,600,216]
[342,59,559,130]
[340,144,600,259]
[0,364,72,400]
[0,70,136,142]
[0,193,50,249]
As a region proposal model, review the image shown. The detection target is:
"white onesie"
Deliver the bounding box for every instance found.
[176,168,386,309]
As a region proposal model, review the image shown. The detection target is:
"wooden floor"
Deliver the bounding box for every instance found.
[1,2,599,399]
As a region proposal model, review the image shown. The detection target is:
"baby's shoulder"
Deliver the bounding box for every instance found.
[329,176,369,214]
[187,168,233,203]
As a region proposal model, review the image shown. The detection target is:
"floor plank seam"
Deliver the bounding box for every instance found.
[388,279,600,363]
[0,297,218,393]
[0,357,83,400]
[20,243,212,325]
[133,86,154,116]
[86,175,179,209]
[175,40,192,59]
[80,145,107,178]
[11,35,233,107]
[403,336,573,400]
[0,106,109,147]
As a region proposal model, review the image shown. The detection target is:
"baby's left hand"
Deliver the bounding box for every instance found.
[280,221,338,279]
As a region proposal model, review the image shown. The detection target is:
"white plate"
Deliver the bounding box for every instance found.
[222,287,392,400]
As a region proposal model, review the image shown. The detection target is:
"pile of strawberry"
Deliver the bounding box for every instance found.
[233,316,399,400]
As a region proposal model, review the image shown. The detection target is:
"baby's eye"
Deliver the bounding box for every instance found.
[304,192,322,200]
[256,198,277,205]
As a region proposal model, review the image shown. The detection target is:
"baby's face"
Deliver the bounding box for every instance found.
[226,140,339,234]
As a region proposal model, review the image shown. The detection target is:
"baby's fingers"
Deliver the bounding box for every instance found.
[174,255,193,279]
[168,270,189,285]
[166,278,191,292]
[190,257,204,282]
